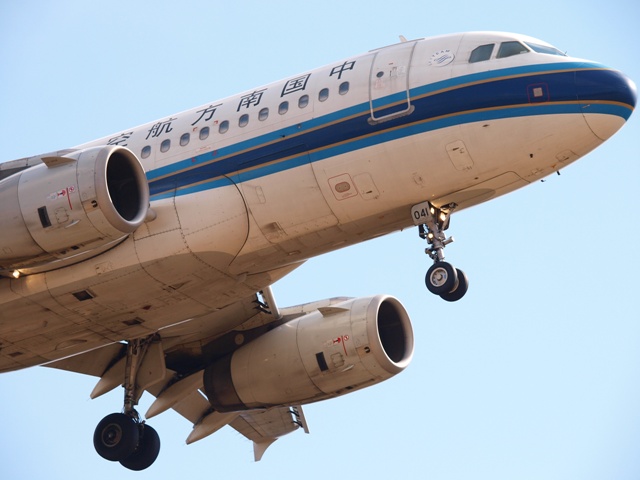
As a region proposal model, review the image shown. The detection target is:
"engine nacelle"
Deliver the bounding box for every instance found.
[204,295,414,412]
[0,145,149,270]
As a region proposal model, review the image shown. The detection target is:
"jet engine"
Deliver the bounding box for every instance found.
[0,145,149,271]
[204,295,414,412]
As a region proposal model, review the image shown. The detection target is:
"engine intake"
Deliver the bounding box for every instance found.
[0,145,149,271]
[204,295,414,412]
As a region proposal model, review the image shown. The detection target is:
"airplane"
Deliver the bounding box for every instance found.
[0,31,635,470]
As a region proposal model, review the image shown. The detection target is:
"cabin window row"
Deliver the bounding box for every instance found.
[140,82,350,159]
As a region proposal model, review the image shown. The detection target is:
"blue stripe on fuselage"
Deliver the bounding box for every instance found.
[148,62,631,198]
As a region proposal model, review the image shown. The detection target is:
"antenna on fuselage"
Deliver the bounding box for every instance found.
[399,35,408,43]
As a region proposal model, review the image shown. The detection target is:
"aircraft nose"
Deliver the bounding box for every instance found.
[576,68,636,140]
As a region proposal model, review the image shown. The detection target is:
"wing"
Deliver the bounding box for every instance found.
[0,149,76,181]
[46,290,309,461]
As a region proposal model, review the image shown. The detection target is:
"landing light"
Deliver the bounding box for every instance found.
[11,270,20,279]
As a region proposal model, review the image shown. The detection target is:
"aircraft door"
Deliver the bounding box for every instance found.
[369,41,417,124]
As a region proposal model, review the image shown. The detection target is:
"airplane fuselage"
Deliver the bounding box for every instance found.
[0,31,635,372]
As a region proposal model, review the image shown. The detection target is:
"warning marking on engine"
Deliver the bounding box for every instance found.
[47,186,75,209]
[325,335,350,355]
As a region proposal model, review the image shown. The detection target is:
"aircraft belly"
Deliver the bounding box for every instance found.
[431,172,527,209]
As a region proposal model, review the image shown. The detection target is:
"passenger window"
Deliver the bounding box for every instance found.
[141,145,151,159]
[497,41,529,59]
[199,126,210,140]
[160,139,171,153]
[339,81,349,95]
[180,133,190,147]
[259,107,269,121]
[469,44,494,63]
[318,88,329,102]
[298,94,309,109]
[278,101,289,115]
[219,120,229,134]
[239,114,249,127]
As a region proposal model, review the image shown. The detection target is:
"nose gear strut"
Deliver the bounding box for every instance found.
[411,201,469,302]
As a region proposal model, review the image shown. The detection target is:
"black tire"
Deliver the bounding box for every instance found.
[120,424,161,471]
[93,413,140,462]
[440,269,469,302]
[425,262,457,295]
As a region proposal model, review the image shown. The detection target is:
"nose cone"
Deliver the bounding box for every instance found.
[576,68,636,140]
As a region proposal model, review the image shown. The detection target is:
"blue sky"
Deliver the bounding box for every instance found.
[1,1,639,479]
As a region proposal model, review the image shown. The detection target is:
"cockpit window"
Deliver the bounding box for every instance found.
[497,41,529,59]
[469,44,495,63]
[524,42,566,56]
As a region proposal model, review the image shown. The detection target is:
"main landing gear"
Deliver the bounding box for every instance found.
[93,337,161,470]
[411,201,469,302]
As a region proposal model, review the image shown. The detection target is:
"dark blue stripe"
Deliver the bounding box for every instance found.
[148,62,588,182]
[575,68,637,110]
[148,64,633,198]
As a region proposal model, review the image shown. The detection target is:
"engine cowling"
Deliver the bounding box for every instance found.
[204,295,414,412]
[0,145,149,271]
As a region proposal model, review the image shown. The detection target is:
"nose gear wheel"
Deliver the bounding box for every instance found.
[426,261,457,295]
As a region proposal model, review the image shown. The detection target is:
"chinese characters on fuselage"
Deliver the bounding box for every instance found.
[123,60,358,144]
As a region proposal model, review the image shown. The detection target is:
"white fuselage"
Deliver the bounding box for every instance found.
[0,31,634,371]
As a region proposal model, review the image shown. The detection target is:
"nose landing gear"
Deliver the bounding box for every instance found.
[412,201,469,302]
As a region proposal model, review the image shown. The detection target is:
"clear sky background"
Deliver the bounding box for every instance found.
[1,1,639,479]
